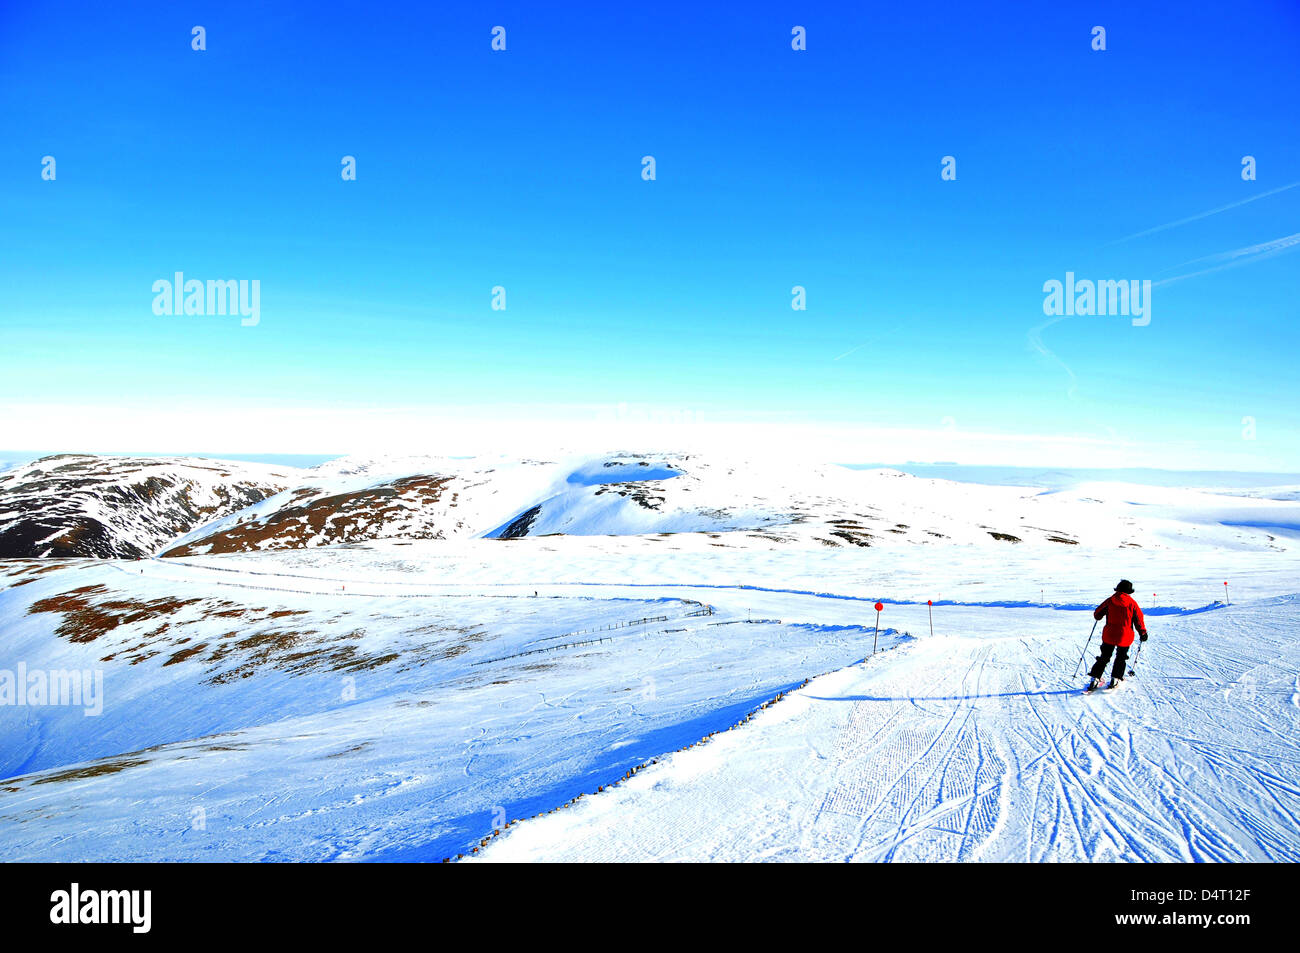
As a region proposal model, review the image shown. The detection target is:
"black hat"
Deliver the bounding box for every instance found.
[1114,579,1135,594]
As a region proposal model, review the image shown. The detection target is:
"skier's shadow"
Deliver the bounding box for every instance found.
[808,688,1078,703]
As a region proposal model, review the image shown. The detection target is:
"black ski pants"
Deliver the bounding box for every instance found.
[1089,641,1129,680]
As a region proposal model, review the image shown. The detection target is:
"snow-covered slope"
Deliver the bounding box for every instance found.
[0,454,298,558]
[0,554,892,860]
[471,592,1300,863]
[1,531,1297,862]
[2,453,1298,863]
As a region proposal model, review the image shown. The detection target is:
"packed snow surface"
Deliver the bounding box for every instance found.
[0,452,1297,862]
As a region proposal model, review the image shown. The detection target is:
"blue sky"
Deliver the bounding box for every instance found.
[2,1,1298,468]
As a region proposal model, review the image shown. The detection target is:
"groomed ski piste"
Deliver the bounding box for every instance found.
[1,453,1298,863]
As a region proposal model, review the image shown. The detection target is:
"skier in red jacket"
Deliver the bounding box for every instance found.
[1087,579,1148,691]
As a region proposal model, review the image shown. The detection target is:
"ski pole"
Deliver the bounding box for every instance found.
[1072,618,1099,679]
[1128,638,1144,677]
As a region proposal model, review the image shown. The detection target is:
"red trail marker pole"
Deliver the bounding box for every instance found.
[873,601,883,655]
[1224,581,1229,605]
[927,599,934,638]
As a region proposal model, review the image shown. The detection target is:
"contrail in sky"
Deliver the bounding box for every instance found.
[1108,181,1299,245]
[1154,231,1300,287]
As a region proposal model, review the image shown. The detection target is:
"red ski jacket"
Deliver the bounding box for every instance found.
[1094,592,1146,647]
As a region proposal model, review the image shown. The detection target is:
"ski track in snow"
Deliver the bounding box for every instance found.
[469,591,1300,863]
[1,539,1298,863]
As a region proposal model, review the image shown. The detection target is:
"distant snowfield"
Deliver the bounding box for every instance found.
[1,453,1298,862]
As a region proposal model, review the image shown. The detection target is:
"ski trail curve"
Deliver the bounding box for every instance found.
[473,599,1300,863]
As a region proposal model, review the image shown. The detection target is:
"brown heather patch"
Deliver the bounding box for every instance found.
[206,629,318,669]
[324,742,373,759]
[26,579,489,684]
[829,529,873,547]
[26,586,202,643]
[164,643,209,666]
[161,474,453,555]
[1,560,82,590]
[827,517,877,528]
[201,620,489,683]
[39,524,95,555]
[206,604,306,623]
[4,729,254,790]
[206,638,402,684]
[31,757,151,785]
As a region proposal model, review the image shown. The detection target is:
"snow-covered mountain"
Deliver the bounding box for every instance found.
[162,452,795,555]
[6,451,1296,560]
[0,454,296,558]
